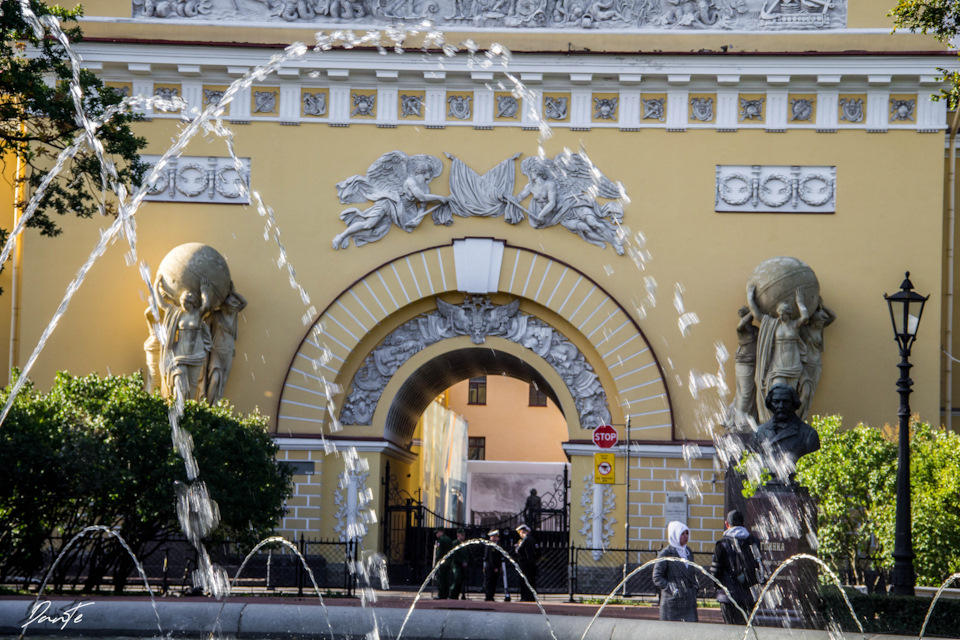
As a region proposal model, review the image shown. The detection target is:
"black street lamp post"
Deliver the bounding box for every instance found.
[884,272,928,597]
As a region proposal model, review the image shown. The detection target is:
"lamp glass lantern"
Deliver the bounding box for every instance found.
[885,272,928,353]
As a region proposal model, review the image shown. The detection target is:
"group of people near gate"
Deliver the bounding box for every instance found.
[432,509,765,620]
[432,522,539,602]
[654,510,766,624]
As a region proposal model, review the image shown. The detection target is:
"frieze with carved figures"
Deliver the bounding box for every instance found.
[131,0,846,30]
[332,149,626,254]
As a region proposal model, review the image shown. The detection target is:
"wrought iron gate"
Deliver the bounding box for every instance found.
[381,462,570,590]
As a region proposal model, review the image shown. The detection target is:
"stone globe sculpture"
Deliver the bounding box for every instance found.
[155,243,233,310]
[746,256,820,319]
[730,256,835,425]
[144,243,247,404]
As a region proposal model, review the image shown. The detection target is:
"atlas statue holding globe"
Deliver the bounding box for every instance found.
[143,243,247,404]
[729,256,836,429]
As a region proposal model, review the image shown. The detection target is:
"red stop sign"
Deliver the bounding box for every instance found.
[593,424,618,449]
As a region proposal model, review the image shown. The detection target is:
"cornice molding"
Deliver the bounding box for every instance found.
[563,442,717,458]
[274,436,418,464]
[76,42,953,77]
[71,43,952,131]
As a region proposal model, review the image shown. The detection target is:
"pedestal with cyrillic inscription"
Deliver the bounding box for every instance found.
[746,485,819,628]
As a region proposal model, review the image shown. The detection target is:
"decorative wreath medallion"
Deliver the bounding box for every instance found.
[176,163,208,197]
[798,174,833,207]
[145,167,168,195]
[719,173,752,206]
[215,166,246,199]
[758,173,792,208]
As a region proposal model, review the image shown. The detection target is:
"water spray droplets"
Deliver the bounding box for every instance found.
[643,276,657,307]
[175,480,221,541]
[301,305,317,326]
[673,283,700,336]
[715,341,730,366]
[681,442,701,462]
[680,473,703,500]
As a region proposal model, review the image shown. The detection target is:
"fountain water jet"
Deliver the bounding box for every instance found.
[212,536,336,640]
[577,555,760,640]
[18,525,163,639]
[396,539,559,640]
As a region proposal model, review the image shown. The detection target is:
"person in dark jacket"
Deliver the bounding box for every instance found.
[523,489,542,529]
[513,524,539,601]
[483,529,508,601]
[711,510,765,624]
[432,528,454,599]
[450,528,470,600]
[652,520,699,622]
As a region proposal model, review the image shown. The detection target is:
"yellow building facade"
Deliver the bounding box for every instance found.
[3,0,959,562]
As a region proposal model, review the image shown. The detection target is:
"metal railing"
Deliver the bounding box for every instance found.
[566,546,716,600]
[411,544,716,600]
[13,538,735,602]
[4,535,358,596]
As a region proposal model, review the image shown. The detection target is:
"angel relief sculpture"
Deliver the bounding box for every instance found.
[332,152,450,249]
[508,153,626,255]
[331,150,628,254]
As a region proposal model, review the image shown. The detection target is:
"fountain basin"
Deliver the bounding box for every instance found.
[0,598,947,640]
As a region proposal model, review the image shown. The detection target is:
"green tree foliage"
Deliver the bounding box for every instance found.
[796,415,960,587]
[890,0,960,107]
[0,372,293,590]
[794,416,897,584]
[0,0,147,242]
[909,421,960,583]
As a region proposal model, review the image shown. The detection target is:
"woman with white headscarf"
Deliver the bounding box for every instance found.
[652,520,699,622]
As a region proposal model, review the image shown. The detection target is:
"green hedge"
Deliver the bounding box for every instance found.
[819,589,960,638]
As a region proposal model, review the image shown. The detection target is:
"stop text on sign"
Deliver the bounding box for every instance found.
[592,424,618,449]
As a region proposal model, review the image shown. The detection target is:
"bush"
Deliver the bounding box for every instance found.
[819,587,960,638]
[0,372,293,590]
[796,416,960,587]
[794,416,896,584]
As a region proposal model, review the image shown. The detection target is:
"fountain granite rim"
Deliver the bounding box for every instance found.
[0,598,947,640]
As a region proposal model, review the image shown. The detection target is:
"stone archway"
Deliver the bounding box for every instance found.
[275,240,674,441]
[379,343,566,443]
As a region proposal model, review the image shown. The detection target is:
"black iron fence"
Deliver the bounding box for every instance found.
[381,461,571,589]
[409,544,718,600]
[5,535,358,596]
[513,545,717,599]
[10,537,748,601]
[568,546,718,598]
[382,500,569,587]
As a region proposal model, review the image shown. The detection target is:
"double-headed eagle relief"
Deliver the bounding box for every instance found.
[437,297,520,344]
[332,150,627,254]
